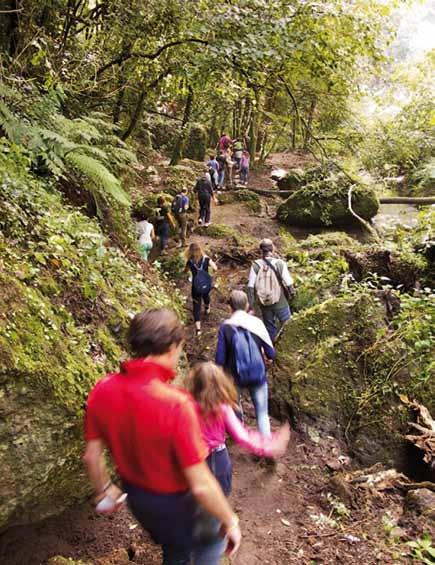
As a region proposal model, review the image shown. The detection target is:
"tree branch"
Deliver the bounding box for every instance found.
[96,38,209,78]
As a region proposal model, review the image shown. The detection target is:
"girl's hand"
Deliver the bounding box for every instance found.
[270,423,291,458]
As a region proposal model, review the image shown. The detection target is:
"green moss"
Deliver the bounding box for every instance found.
[0,155,185,530]
[183,124,207,161]
[195,223,238,239]
[273,290,434,467]
[217,190,261,214]
[276,165,379,228]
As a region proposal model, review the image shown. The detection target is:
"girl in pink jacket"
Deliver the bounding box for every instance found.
[186,362,290,495]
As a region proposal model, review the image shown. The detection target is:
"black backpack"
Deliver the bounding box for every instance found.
[171,194,184,215]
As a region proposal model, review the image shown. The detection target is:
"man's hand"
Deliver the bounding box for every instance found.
[223,519,242,557]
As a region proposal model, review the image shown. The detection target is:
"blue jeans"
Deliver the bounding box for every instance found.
[261,304,291,341]
[162,537,226,565]
[217,170,225,187]
[158,223,170,251]
[239,381,271,436]
[240,166,249,183]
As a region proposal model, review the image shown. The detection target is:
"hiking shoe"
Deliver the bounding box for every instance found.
[205,306,211,315]
[195,329,202,337]
[204,222,211,227]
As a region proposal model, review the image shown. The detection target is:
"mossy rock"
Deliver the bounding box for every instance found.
[272,292,434,467]
[0,159,184,530]
[277,184,379,227]
[277,168,305,191]
[183,123,207,162]
[276,166,379,228]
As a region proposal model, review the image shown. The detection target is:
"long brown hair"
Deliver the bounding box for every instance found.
[186,242,204,264]
[186,362,238,417]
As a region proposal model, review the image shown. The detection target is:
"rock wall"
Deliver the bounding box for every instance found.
[271,293,434,468]
[0,158,184,530]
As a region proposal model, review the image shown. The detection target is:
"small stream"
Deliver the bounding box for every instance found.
[373,203,420,232]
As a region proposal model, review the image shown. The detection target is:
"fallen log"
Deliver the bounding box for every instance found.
[379,196,435,205]
[237,188,435,205]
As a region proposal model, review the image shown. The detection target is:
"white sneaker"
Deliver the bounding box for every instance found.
[204,222,211,227]
[198,218,203,225]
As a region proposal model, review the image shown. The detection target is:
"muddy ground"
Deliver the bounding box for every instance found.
[0,153,430,565]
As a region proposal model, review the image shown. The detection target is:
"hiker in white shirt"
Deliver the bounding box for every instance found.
[136,217,155,261]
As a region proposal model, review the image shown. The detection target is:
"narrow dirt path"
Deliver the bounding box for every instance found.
[0,156,415,565]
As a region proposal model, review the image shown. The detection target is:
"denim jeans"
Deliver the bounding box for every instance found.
[261,304,291,341]
[162,537,226,565]
[240,166,249,183]
[158,223,170,251]
[217,170,225,187]
[239,381,271,436]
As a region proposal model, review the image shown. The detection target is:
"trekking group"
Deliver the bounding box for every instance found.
[135,134,250,258]
[84,232,295,563]
[84,134,295,563]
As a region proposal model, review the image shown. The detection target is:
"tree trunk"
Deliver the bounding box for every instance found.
[169,86,193,166]
[303,98,316,150]
[249,89,262,163]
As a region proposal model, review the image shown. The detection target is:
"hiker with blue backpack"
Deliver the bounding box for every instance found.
[215,290,275,436]
[186,242,217,337]
[247,238,295,341]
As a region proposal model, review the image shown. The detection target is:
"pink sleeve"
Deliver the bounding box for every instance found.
[222,404,276,458]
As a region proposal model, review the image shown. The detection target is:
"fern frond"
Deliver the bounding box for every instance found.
[66,152,130,206]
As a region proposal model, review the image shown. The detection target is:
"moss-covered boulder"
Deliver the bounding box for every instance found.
[272,292,434,467]
[0,158,184,530]
[276,168,305,192]
[183,124,207,162]
[277,183,379,227]
[276,165,379,227]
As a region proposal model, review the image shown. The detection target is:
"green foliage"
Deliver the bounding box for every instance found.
[407,533,435,564]
[183,123,207,161]
[0,85,135,207]
[0,153,185,414]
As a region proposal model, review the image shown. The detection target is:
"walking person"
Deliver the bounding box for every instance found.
[216,152,226,188]
[155,196,173,253]
[135,215,155,261]
[232,139,244,172]
[83,309,241,565]
[218,133,232,154]
[186,243,217,337]
[239,150,250,186]
[215,290,276,436]
[194,169,216,227]
[171,188,189,248]
[247,239,295,341]
[206,155,219,190]
[186,361,290,496]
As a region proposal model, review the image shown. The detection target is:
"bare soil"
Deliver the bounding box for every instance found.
[0,154,429,565]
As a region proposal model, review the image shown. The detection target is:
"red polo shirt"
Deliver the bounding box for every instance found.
[85,359,208,493]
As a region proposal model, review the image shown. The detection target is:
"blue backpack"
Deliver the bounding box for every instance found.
[231,327,264,387]
[192,258,212,295]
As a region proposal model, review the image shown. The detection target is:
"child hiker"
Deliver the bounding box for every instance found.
[186,362,290,496]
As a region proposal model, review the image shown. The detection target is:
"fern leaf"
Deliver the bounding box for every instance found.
[66,152,130,206]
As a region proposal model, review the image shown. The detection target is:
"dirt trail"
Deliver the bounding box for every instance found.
[0,155,418,564]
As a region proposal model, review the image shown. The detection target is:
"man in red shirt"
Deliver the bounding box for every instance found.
[83,309,241,565]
